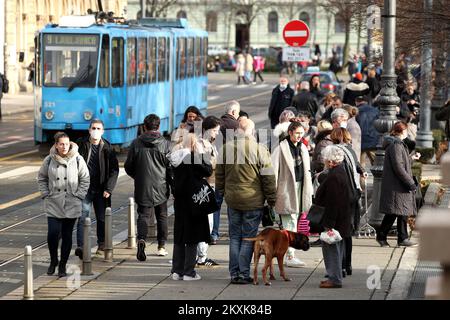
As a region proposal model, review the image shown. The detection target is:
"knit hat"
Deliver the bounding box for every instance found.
[354,72,363,81]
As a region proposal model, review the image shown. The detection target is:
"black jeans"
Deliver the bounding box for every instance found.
[342,236,352,271]
[377,215,409,243]
[253,71,264,82]
[171,243,198,277]
[77,190,106,247]
[47,217,77,265]
[137,202,168,248]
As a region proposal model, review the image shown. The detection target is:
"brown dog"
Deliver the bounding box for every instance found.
[244,228,310,286]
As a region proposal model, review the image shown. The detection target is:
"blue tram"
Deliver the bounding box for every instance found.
[34,15,208,147]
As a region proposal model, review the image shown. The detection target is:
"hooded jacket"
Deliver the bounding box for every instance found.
[124,132,173,207]
[37,142,90,219]
[379,136,417,217]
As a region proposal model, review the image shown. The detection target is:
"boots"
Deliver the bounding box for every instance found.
[47,260,58,275]
[58,262,67,278]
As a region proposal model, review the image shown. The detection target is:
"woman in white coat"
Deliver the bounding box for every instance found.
[272,122,313,267]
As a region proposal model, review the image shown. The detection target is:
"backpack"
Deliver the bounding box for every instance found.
[1,74,9,93]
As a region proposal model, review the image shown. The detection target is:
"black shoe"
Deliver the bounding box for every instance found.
[75,247,83,260]
[47,261,58,275]
[137,239,146,261]
[243,277,254,284]
[376,239,390,247]
[309,239,322,247]
[346,267,352,276]
[58,263,67,278]
[397,239,418,247]
[342,270,346,278]
[230,276,249,285]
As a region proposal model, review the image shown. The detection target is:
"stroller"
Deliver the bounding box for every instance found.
[356,186,377,238]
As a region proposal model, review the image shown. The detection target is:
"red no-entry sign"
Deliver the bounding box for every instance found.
[283,20,310,47]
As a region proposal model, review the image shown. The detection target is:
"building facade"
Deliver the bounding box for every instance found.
[2,0,127,93]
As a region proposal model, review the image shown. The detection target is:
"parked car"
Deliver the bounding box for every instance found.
[298,69,344,97]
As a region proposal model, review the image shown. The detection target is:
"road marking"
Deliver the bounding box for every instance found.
[216,84,232,89]
[0,166,40,180]
[208,96,219,101]
[208,90,271,110]
[0,149,39,162]
[0,192,41,211]
[0,138,34,149]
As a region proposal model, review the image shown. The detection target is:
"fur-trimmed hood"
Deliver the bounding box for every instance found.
[49,141,79,164]
[345,81,369,91]
[273,122,291,138]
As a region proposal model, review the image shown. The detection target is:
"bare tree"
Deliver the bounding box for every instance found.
[142,0,178,18]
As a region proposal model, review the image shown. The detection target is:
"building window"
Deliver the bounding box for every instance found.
[268,11,278,33]
[177,10,187,19]
[335,15,346,33]
[299,12,310,27]
[206,11,217,32]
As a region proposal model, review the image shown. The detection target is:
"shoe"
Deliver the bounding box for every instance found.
[209,238,218,245]
[376,239,390,247]
[47,261,58,275]
[171,273,183,280]
[230,276,248,285]
[157,247,168,256]
[242,277,254,284]
[319,280,342,288]
[309,239,322,247]
[397,239,418,247]
[137,239,147,261]
[346,267,352,276]
[285,257,306,268]
[75,247,83,260]
[183,273,201,281]
[197,258,219,267]
[96,243,105,255]
[57,263,67,278]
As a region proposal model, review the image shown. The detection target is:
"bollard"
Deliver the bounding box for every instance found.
[81,217,93,275]
[23,245,34,300]
[104,207,113,261]
[127,197,137,249]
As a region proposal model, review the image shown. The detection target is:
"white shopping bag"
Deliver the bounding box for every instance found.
[319,228,343,244]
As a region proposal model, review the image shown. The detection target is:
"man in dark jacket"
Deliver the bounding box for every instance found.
[268,77,294,129]
[125,114,173,261]
[365,66,380,105]
[292,81,318,120]
[343,73,370,106]
[355,96,380,166]
[220,100,240,141]
[75,119,119,258]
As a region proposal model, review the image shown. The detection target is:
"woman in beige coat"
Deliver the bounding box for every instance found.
[235,52,248,85]
[272,122,313,267]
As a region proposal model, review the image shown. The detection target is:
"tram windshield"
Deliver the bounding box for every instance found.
[43,34,99,90]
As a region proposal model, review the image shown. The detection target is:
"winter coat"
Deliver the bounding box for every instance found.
[312,130,333,173]
[313,163,352,238]
[76,136,119,196]
[343,82,370,106]
[272,139,313,215]
[253,56,264,72]
[347,117,362,161]
[268,85,295,129]
[365,76,381,103]
[124,132,173,207]
[37,142,90,219]
[291,90,319,118]
[235,53,245,76]
[220,113,239,141]
[379,136,417,217]
[216,135,277,211]
[169,149,212,245]
[435,102,450,140]
[245,54,254,72]
[356,103,380,151]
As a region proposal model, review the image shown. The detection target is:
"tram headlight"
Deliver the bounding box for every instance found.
[84,111,93,121]
[45,111,54,120]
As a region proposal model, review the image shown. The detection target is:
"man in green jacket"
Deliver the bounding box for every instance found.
[216,118,277,285]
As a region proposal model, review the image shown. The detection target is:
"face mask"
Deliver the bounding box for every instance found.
[90,130,102,140]
[279,84,287,91]
[340,121,348,129]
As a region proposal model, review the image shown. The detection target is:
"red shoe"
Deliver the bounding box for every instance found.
[319,280,342,288]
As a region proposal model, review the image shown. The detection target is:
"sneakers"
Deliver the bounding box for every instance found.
[157,247,168,256]
[230,276,253,285]
[171,273,183,280]
[197,258,219,267]
[183,273,201,281]
[137,239,147,261]
[75,247,83,260]
[285,257,306,268]
[397,239,418,247]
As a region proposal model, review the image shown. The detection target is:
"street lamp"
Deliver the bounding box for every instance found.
[368,0,400,228]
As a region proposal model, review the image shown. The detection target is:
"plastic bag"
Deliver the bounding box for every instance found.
[319,228,342,245]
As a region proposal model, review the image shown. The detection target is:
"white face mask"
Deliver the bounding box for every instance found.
[279,84,287,91]
[340,121,348,129]
[90,130,103,140]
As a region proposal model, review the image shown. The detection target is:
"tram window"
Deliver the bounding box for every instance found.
[187,38,194,78]
[99,34,110,88]
[195,38,201,77]
[166,38,170,81]
[202,37,208,76]
[34,35,41,87]
[127,38,137,86]
[138,38,147,85]
[148,37,156,83]
[178,38,186,80]
[158,37,166,82]
[112,38,124,87]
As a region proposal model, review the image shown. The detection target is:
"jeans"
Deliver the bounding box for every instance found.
[48,217,77,265]
[137,202,168,248]
[172,243,198,277]
[377,215,408,243]
[211,190,224,241]
[227,207,262,279]
[322,240,345,285]
[77,191,106,247]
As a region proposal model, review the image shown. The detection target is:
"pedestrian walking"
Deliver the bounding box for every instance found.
[291,81,319,120]
[169,133,213,281]
[252,55,265,84]
[355,96,379,166]
[216,118,277,284]
[309,74,325,104]
[365,65,381,105]
[244,51,254,83]
[377,121,420,248]
[235,51,248,85]
[314,145,352,288]
[125,114,173,260]
[272,121,313,267]
[219,100,240,141]
[37,132,90,277]
[27,58,35,83]
[268,77,295,129]
[400,82,421,125]
[75,119,119,258]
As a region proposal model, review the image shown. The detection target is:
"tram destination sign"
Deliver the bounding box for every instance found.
[44,34,99,52]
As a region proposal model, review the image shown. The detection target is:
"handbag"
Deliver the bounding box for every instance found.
[306,204,325,233]
[191,177,219,216]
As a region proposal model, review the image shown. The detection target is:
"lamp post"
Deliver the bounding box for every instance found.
[368,0,400,228]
